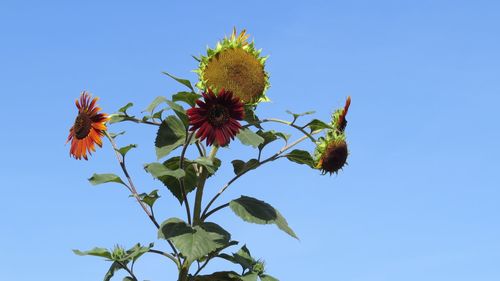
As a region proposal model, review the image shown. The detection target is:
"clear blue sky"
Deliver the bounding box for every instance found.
[1,1,499,280]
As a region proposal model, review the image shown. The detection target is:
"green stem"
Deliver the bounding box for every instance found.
[261,118,317,142]
[178,261,190,281]
[201,132,318,219]
[192,146,219,225]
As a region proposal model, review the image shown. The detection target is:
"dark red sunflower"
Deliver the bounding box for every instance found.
[187,89,245,147]
[317,140,348,175]
[67,92,108,160]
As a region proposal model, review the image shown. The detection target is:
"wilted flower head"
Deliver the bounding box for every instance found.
[67,91,108,160]
[187,89,245,147]
[195,28,270,105]
[314,97,351,175]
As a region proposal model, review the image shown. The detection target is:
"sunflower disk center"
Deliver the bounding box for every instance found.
[74,113,92,139]
[208,105,230,127]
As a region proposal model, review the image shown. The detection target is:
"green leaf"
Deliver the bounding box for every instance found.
[104,261,123,281]
[108,113,127,124]
[134,190,160,208]
[236,128,265,148]
[118,102,134,114]
[193,271,242,281]
[144,96,167,114]
[194,157,222,175]
[157,157,198,204]
[73,247,112,259]
[241,273,259,281]
[123,277,134,281]
[88,173,126,186]
[231,159,260,175]
[229,196,298,239]
[117,144,137,157]
[285,110,315,120]
[256,130,290,151]
[173,91,201,107]
[144,162,186,179]
[243,105,262,129]
[164,99,189,127]
[232,245,255,270]
[259,275,279,281]
[155,116,186,159]
[124,243,153,262]
[162,71,194,91]
[109,131,126,139]
[305,119,332,133]
[158,218,226,262]
[284,149,316,168]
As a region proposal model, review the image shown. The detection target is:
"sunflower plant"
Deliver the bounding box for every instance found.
[67,29,351,281]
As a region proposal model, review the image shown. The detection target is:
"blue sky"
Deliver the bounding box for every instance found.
[1,1,499,280]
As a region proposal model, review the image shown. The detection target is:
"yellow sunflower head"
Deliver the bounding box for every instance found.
[195,28,270,105]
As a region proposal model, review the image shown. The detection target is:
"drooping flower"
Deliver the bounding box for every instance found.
[314,97,351,175]
[315,140,348,175]
[67,92,108,160]
[187,89,245,147]
[195,28,270,105]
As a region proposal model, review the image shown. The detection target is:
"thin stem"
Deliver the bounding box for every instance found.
[148,249,179,267]
[120,116,161,126]
[261,118,317,142]
[105,132,157,225]
[104,132,180,260]
[116,261,138,281]
[201,203,229,221]
[193,146,219,225]
[179,132,195,225]
[201,133,317,219]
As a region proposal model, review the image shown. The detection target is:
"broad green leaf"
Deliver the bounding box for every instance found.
[193,271,242,281]
[230,196,298,239]
[144,96,167,114]
[236,129,265,148]
[144,162,185,179]
[173,91,201,107]
[284,149,316,168]
[257,130,290,151]
[88,173,126,186]
[116,144,137,157]
[155,116,186,159]
[164,99,189,127]
[231,159,260,175]
[158,218,226,262]
[260,275,279,281]
[73,247,112,259]
[134,190,160,208]
[162,71,194,91]
[158,157,198,204]
[118,102,134,114]
[305,119,332,133]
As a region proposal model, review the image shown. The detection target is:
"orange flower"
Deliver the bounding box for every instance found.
[67,92,108,160]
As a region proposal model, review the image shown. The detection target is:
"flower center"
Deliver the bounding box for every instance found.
[208,105,229,127]
[74,113,92,139]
